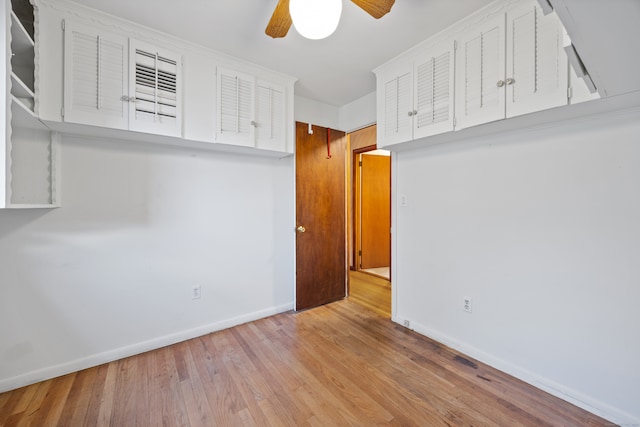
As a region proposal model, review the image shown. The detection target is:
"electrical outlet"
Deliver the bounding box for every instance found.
[192,285,202,300]
[403,320,410,328]
[463,297,472,313]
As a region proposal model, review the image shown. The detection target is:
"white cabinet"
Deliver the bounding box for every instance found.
[216,67,287,152]
[2,0,58,209]
[378,61,412,146]
[505,3,568,116]
[36,0,295,157]
[456,2,568,129]
[129,40,182,136]
[377,42,455,147]
[255,80,286,152]
[63,21,182,137]
[216,67,255,147]
[63,21,127,130]
[455,14,505,129]
[413,46,456,139]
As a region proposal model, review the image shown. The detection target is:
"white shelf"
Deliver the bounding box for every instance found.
[6,203,59,209]
[10,10,34,54]
[2,1,56,210]
[11,96,46,130]
[43,119,293,158]
[10,71,34,99]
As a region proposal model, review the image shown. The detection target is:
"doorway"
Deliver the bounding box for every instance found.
[348,125,391,280]
[355,150,391,279]
[347,125,392,317]
[294,122,391,315]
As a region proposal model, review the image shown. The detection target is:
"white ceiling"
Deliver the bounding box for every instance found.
[66,0,493,107]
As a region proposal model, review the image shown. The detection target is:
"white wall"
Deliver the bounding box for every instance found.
[294,95,340,130]
[295,92,377,133]
[338,91,376,133]
[392,108,640,424]
[0,135,294,391]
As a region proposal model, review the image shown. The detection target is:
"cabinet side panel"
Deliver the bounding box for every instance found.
[9,127,52,205]
[34,3,64,122]
[1,0,8,206]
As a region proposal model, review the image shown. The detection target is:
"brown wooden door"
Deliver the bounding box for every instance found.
[296,122,347,311]
[360,153,391,269]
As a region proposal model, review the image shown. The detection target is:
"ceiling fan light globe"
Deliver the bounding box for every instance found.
[290,0,342,40]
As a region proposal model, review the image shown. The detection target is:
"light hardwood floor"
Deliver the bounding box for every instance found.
[0,287,615,426]
[349,269,391,317]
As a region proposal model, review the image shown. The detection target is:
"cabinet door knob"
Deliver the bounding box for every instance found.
[506,78,515,85]
[496,80,505,88]
[251,120,257,127]
[407,111,414,117]
[296,225,306,233]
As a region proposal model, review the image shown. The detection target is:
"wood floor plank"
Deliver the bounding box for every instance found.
[0,386,28,424]
[0,296,617,426]
[35,373,75,427]
[96,361,117,427]
[227,327,313,425]
[55,367,98,426]
[195,334,247,425]
[80,363,109,427]
[179,343,217,427]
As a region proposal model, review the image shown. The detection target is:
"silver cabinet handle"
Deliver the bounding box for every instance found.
[496,80,505,88]
[506,78,515,85]
[296,226,306,233]
[407,111,414,117]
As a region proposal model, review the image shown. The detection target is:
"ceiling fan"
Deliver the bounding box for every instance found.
[265,0,395,38]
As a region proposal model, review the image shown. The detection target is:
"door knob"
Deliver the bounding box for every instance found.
[496,80,505,87]
[296,226,306,233]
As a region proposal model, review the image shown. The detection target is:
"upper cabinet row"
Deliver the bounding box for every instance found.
[35,0,296,155]
[374,0,597,148]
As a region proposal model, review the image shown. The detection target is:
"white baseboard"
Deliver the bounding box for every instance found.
[394,317,639,427]
[0,302,293,393]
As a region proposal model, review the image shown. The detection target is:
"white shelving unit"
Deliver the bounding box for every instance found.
[2,0,59,209]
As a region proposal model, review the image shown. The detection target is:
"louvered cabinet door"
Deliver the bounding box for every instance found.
[255,81,286,152]
[506,3,568,118]
[216,67,256,147]
[63,21,127,129]
[129,40,182,137]
[413,43,456,139]
[379,67,413,147]
[455,14,506,130]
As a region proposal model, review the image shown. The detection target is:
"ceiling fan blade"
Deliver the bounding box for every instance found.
[351,0,395,19]
[265,0,292,38]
